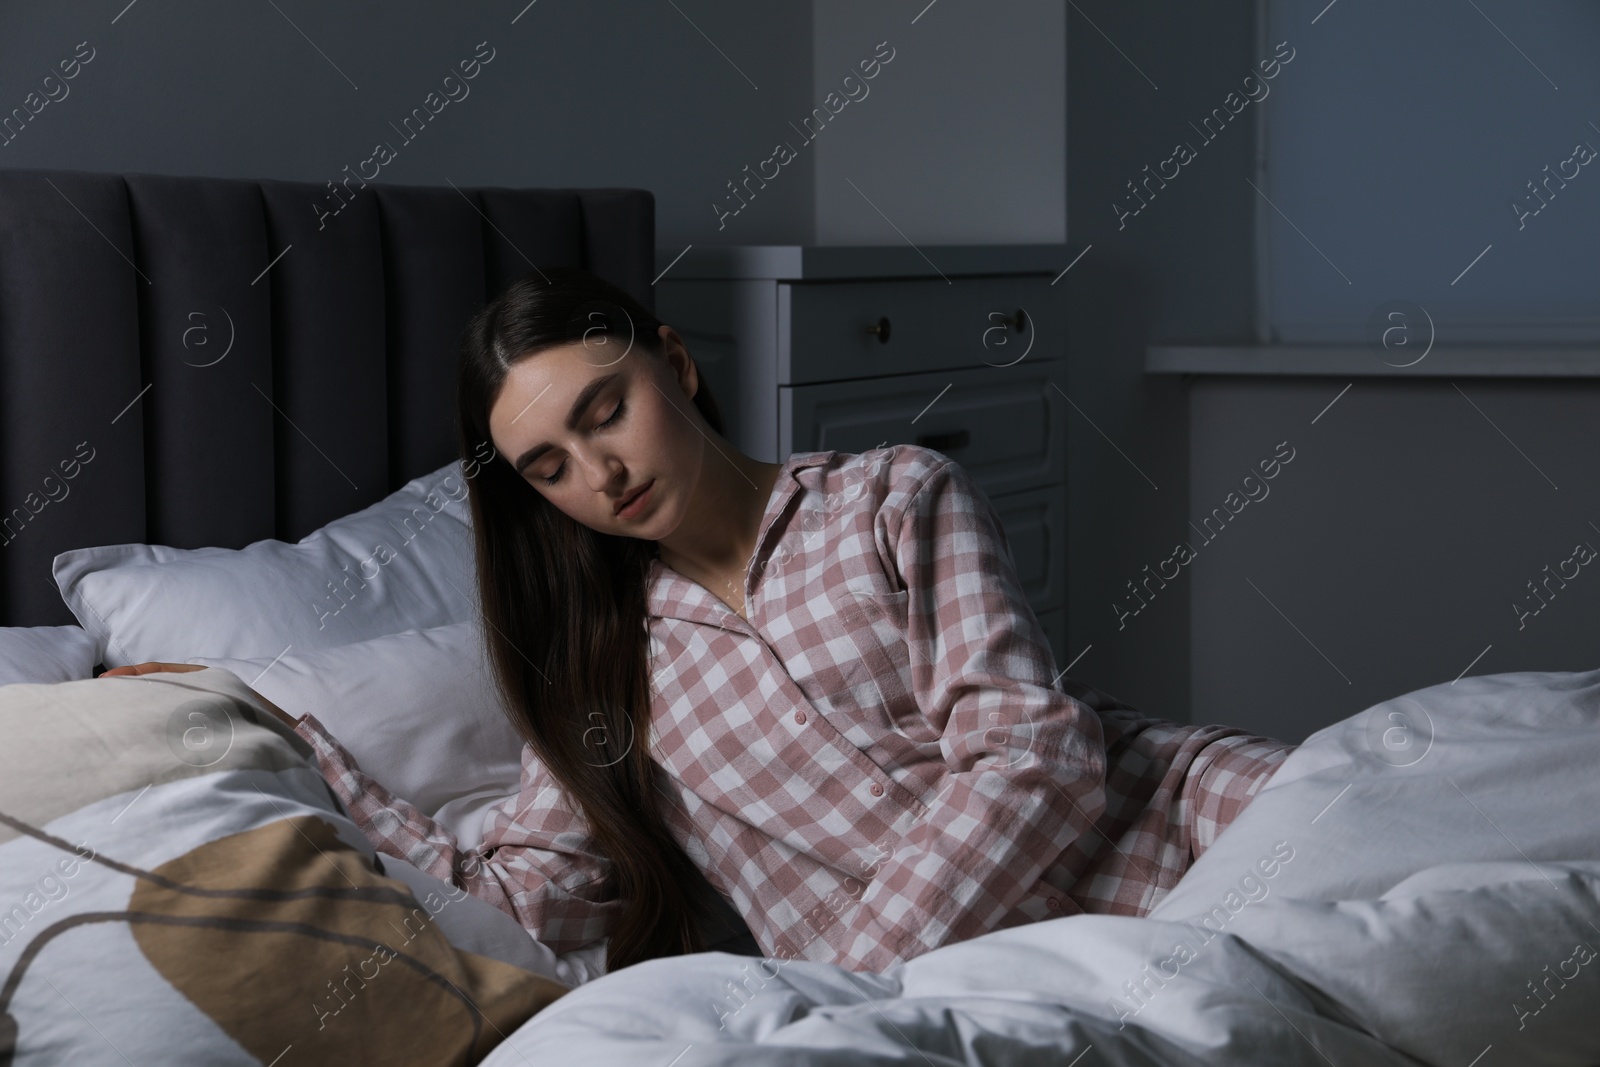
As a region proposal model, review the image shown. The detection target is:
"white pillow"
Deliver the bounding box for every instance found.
[188,620,526,848]
[53,462,477,668]
[0,624,99,686]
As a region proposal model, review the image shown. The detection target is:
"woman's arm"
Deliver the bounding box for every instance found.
[100,661,619,956]
[823,458,1109,973]
[292,712,619,955]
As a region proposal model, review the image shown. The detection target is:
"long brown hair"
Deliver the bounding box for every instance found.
[454,266,723,970]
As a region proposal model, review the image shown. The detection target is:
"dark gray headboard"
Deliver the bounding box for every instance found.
[0,168,655,627]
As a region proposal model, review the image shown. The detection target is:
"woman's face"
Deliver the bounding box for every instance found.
[486,326,709,538]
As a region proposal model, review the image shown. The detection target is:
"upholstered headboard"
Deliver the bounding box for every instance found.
[0,168,655,627]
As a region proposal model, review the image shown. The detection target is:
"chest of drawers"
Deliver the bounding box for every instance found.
[654,244,1072,671]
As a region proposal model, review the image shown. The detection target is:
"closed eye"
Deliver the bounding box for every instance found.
[539,400,626,487]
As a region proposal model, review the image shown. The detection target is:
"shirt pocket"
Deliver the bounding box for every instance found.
[817,577,927,740]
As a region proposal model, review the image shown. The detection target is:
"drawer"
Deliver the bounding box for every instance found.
[989,486,1066,614]
[779,359,1065,499]
[779,275,1063,385]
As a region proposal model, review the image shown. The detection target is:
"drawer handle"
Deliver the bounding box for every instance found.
[866,316,892,344]
[915,429,970,452]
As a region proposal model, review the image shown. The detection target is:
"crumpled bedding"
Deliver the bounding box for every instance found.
[482,669,1600,1066]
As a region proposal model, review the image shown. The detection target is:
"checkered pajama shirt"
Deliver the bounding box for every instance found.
[295,445,1295,973]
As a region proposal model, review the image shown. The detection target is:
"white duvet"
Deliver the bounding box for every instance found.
[483,669,1600,1066]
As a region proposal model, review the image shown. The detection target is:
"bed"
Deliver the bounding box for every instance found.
[1,168,1596,1066]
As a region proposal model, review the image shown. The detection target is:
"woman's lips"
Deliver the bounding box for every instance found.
[615,479,655,518]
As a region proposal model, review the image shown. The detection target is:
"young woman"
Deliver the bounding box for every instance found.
[110,268,1295,978]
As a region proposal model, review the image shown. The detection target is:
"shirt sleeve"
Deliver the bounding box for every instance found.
[293,711,619,956]
[829,457,1109,972]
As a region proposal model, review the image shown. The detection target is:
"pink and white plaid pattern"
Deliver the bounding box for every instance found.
[295,445,1295,973]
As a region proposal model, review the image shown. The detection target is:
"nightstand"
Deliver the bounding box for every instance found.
[654,244,1072,671]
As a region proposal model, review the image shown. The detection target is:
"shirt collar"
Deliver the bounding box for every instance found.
[647,450,836,628]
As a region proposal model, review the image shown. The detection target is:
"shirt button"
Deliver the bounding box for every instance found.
[794,710,807,725]
[1046,897,1060,911]
[869,783,884,797]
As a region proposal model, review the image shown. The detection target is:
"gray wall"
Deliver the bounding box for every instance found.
[1189,376,1600,742]
[1063,1,1262,725]
[0,0,817,245]
[811,0,1064,244]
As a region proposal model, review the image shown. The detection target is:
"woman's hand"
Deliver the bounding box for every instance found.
[100,661,302,729]
[100,662,207,678]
